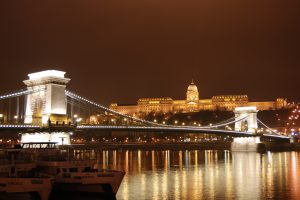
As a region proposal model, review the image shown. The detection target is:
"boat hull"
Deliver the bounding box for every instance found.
[52,182,113,194]
[0,178,52,200]
[52,170,125,195]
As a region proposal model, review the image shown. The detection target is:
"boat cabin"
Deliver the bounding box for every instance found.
[21,142,58,149]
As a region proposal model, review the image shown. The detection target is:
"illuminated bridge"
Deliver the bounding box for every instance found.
[0,70,292,151]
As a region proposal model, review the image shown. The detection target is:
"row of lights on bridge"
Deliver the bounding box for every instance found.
[73,115,231,128]
[153,119,206,127]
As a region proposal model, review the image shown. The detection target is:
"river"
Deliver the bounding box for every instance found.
[4,150,300,200]
[105,150,300,200]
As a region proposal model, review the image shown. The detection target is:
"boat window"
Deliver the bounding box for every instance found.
[98,173,114,177]
[57,168,61,174]
[62,168,67,172]
[62,173,71,178]
[0,172,8,177]
[69,168,78,172]
[10,167,15,175]
[84,167,92,172]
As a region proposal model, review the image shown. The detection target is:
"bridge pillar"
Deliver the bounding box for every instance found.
[234,107,258,134]
[231,137,266,152]
[23,70,70,125]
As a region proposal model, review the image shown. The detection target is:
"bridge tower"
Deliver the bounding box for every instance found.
[232,107,265,152]
[23,70,70,125]
[234,106,258,133]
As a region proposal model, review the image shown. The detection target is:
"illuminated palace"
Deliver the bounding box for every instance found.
[110,81,287,116]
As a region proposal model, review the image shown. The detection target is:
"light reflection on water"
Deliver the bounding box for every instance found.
[96,150,300,200]
[5,150,300,200]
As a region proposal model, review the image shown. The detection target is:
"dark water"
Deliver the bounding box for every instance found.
[3,150,300,200]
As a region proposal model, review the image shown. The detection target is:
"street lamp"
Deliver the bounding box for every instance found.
[76,118,82,123]
[73,114,78,124]
[111,118,115,125]
[91,117,96,124]
[14,115,18,123]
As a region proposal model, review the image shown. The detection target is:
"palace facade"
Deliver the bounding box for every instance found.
[110,81,287,116]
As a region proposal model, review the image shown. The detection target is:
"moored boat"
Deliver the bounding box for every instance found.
[21,142,125,197]
[0,149,53,200]
[37,159,125,196]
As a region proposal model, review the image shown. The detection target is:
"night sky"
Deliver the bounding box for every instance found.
[0,0,299,105]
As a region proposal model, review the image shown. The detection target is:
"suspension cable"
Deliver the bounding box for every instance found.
[65,90,159,126]
[257,118,280,135]
[202,115,249,129]
[168,115,249,129]
[0,88,46,100]
[210,116,236,126]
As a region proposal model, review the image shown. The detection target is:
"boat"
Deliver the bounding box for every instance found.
[22,142,125,197]
[0,149,53,200]
[38,159,125,197]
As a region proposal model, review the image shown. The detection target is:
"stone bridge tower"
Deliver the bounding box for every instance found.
[23,70,70,125]
[232,107,265,152]
[234,106,258,133]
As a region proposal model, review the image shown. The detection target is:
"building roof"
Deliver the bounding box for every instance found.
[28,70,66,80]
[187,80,198,92]
[23,70,70,86]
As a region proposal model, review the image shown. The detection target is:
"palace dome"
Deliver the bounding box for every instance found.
[186,80,199,102]
[187,80,198,93]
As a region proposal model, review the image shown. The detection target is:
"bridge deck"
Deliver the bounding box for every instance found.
[0,124,290,140]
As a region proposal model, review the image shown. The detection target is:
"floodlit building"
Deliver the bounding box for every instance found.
[110,80,287,116]
[24,70,70,125]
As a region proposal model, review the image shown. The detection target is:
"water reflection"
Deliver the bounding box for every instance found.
[92,150,300,200]
[41,150,300,200]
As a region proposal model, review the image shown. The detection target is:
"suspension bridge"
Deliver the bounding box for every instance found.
[0,70,292,151]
